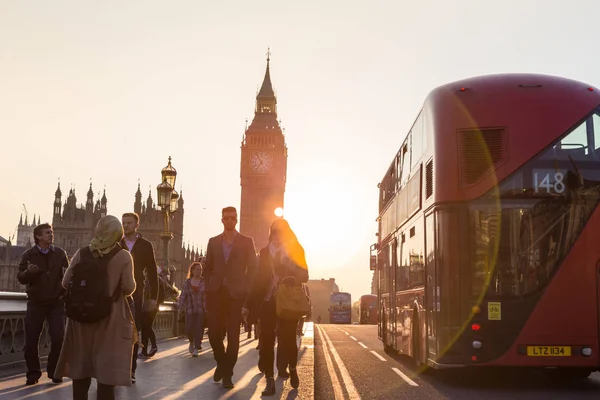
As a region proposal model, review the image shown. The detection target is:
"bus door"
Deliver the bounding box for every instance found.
[380,243,394,347]
[425,212,438,361]
[391,237,398,350]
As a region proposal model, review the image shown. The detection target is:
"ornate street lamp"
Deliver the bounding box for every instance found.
[156,156,178,284]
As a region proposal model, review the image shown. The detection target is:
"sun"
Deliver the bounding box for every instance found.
[283,168,367,271]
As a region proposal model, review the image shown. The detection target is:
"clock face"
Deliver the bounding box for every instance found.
[250,151,273,174]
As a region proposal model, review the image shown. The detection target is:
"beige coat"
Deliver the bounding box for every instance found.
[54,248,137,386]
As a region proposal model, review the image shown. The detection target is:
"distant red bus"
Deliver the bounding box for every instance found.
[359,294,378,324]
[370,74,600,378]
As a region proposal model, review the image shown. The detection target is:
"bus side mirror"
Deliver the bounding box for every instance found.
[370,243,377,271]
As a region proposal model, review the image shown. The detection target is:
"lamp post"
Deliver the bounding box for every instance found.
[156,156,179,285]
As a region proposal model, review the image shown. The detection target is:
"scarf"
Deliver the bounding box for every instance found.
[89,215,124,256]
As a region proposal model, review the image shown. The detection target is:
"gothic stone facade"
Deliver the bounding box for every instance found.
[50,182,201,291]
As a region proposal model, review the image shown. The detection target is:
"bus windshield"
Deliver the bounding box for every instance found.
[469,108,600,299]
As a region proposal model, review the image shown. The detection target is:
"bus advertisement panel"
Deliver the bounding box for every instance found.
[330,292,351,324]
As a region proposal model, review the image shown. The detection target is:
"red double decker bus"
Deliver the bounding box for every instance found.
[359,294,378,324]
[370,73,600,377]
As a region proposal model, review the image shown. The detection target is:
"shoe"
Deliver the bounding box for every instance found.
[148,347,158,357]
[131,373,136,384]
[52,378,63,384]
[25,378,38,385]
[290,368,299,389]
[188,343,194,354]
[138,353,149,360]
[213,366,223,382]
[192,349,198,357]
[261,377,275,396]
[222,377,234,389]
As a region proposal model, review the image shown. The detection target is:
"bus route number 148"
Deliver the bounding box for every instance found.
[533,172,566,194]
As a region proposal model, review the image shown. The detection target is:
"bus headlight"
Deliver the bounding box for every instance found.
[581,347,592,356]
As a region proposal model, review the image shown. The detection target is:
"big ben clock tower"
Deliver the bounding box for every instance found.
[240,51,288,251]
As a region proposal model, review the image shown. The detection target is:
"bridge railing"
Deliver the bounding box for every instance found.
[0,292,181,369]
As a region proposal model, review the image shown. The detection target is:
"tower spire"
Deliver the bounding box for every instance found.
[257,48,275,100]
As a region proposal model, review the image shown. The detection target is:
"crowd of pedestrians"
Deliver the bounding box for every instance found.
[16,205,311,398]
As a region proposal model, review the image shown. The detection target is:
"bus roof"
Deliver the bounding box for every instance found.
[426,73,600,201]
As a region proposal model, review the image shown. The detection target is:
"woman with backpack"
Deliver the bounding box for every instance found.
[178,261,207,357]
[54,215,137,400]
[243,218,309,396]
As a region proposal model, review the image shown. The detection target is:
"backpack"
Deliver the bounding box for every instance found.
[65,245,122,323]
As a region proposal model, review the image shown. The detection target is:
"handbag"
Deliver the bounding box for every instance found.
[275,281,311,320]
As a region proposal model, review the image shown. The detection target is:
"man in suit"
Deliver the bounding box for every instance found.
[120,212,158,384]
[205,206,257,389]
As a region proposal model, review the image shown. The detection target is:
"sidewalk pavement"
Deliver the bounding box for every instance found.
[0,322,314,399]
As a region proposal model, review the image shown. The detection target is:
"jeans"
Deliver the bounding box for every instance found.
[141,309,158,353]
[24,300,65,381]
[185,313,205,349]
[207,290,243,379]
[72,377,115,400]
[259,298,300,378]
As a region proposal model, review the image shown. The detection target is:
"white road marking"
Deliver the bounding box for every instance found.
[358,342,368,349]
[345,331,349,335]
[391,367,419,387]
[370,350,387,362]
[317,325,345,400]
[350,336,357,341]
[318,325,362,399]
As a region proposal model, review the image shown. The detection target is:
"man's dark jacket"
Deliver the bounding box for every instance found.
[17,245,69,303]
[204,232,257,300]
[120,233,158,301]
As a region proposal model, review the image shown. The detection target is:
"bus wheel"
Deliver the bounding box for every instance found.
[412,311,421,367]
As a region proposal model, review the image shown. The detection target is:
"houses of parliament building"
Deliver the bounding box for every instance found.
[49,182,201,289]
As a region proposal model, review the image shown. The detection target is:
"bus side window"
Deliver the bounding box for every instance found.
[411,112,424,170]
[400,233,410,290]
[396,236,404,291]
[593,114,600,155]
[409,221,425,288]
[400,141,411,186]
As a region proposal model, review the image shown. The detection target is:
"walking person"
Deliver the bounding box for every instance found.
[204,206,257,389]
[178,261,207,357]
[54,215,137,399]
[243,218,309,396]
[120,212,159,383]
[138,268,163,359]
[17,223,69,385]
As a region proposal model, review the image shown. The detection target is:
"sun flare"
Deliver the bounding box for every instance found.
[283,169,369,272]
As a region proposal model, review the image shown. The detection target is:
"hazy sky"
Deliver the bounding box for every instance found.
[1,1,599,300]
